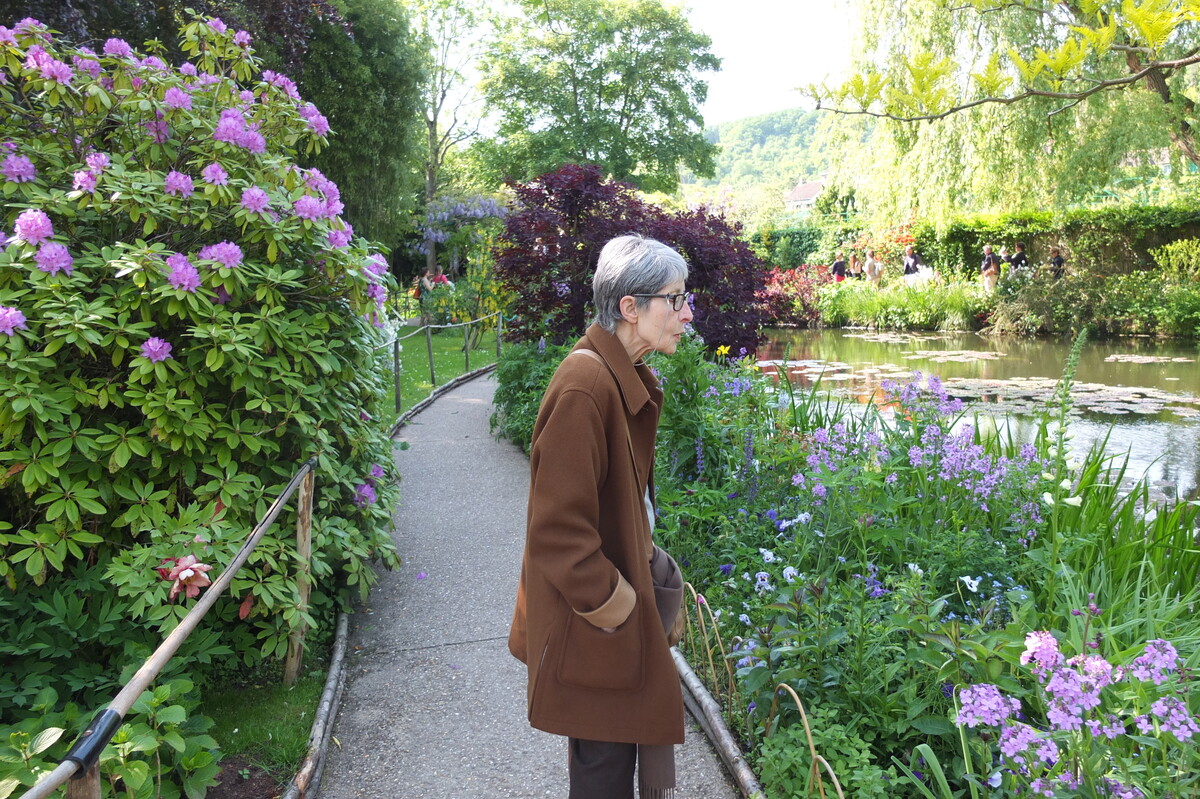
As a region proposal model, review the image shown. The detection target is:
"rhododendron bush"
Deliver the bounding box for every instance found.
[0,15,400,784]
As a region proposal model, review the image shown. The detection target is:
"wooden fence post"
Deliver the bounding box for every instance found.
[283,470,315,687]
[463,321,470,373]
[496,314,503,358]
[63,763,99,799]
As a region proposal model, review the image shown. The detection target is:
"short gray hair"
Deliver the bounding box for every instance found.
[593,235,689,332]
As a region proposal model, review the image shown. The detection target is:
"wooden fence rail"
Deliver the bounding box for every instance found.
[20,458,319,799]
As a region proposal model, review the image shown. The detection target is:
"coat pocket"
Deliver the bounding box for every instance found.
[556,611,644,692]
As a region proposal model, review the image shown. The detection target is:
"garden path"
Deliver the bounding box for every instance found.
[318,374,740,798]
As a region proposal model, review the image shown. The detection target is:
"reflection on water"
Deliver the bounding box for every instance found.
[759,329,1200,501]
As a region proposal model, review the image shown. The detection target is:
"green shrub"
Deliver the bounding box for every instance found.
[0,15,401,794]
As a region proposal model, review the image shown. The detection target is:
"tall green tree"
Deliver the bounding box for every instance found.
[807,0,1192,224]
[410,0,489,276]
[811,1,1200,166]
[300,0,425,249]
[477,0,720,193]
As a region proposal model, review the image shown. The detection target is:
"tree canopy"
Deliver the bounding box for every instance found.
[806,0,1198,224]
[476,0,720,193]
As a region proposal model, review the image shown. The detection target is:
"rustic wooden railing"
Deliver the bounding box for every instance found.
[381,311,504,413]
[20,458,318,799]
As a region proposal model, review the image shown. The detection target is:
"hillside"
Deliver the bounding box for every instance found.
[686,107,825,191]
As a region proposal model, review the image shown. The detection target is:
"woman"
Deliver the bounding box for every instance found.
[831,251,846,282]
[863,249,883,287]
[509,235,691,799]
[981,244,1002,294]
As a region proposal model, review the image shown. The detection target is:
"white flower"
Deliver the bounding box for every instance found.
[1042,492,1055,506]
[960,575,981,593]
[782,566,799,584]
[907,563,924,577]
[1062,496,1082,507]
[739,613,751,625]
[759,548,777,563]
[1059,478,1073,491]
[1041,472,1056,481]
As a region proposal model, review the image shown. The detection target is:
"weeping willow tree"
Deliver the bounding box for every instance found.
[809,0,1200,225]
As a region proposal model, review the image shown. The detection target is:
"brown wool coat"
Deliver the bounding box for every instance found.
[508,324,684,746]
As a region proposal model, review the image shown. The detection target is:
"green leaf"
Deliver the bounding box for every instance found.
[29,727,64,755]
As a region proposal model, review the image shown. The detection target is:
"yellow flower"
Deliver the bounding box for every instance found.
[716,345,730,357]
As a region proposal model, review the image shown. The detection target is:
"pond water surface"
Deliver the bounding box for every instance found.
[759,329,1200,502]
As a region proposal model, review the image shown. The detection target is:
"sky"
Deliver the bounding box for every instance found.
[681,0,855,126]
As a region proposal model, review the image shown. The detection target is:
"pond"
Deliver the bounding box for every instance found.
[758,329,1200,502]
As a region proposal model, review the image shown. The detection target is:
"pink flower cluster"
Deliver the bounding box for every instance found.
[11,208,53,244]
[35,242,73,275]
[166,253,200,292]
[261,70,300,100]
[103,38,133,58]
[240,186,270,213]
[24,43,73,84]
[198,241,243,269]
[164,170,194,197]
[201,162,229,185]
[212,108,265,153]
[0,305,28,335]
[73,48,101,79]
[73,151,110,193]
[1,153,36,182]
[298,103,330,137]
[156,554,213,601]
[163,86,192,110]
[956,683,1021,728]
[141,337,173,362]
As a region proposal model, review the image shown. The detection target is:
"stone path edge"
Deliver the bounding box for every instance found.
[283,368,764,799]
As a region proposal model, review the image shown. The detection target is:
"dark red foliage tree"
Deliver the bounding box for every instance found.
[496,164,768,354]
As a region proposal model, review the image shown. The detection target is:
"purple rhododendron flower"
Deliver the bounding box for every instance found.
[293,195,323,219]
[179,62,197,77]
[141,337,173,362]
[35,242,73,275]
[2,154,36,182]
[234,30,252,47]
[166,253,200,292]
[0,26,15,46]
[198,241,243,269]
[208,17,228,34]
[201,162,229,185]
[145,118,169,143]
[138,55,167,72]
[103,38,133,58]
[164,170,193,197]
[85,152,110,171]
[163,86,192,110]
[370,464,385,480]
[240,186,269,213]
[354,483,377,507]
[73,52,101,78]
[328,224,353,248]
[0,305,28,335]
[38,57,73,84]
[12,208,53,244]
[72,170,98,192]
[214,286,232,305]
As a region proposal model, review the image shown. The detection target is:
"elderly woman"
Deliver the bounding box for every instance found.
[509,235,693,799]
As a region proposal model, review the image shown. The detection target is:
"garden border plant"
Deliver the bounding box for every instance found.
[0,15,401,797]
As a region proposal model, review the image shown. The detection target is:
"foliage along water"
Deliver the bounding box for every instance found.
[759,329,1200,501]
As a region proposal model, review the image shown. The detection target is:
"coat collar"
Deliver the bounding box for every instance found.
[578,324,658,416]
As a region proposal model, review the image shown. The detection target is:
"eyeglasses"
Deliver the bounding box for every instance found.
[630,292,691,311]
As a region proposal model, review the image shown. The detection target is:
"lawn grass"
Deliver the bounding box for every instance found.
[205,670,326,778]
[384,324,500,424]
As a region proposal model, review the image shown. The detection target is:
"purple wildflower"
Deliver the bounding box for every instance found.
[1130,639,1179,685]
[233,30,252,47]
[957,683,1020,728]
[2,154,36,182]
[0,305,28,335]
[140,337,173,362]
[718,564,733,575]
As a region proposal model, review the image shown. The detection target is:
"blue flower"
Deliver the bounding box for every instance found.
[719,563,733,575]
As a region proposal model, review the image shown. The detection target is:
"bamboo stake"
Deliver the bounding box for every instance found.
[283,470,315,687]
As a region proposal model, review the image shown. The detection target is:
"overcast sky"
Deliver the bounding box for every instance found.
[682,0,855,126]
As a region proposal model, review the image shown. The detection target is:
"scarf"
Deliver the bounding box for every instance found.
[639,546,684,799]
